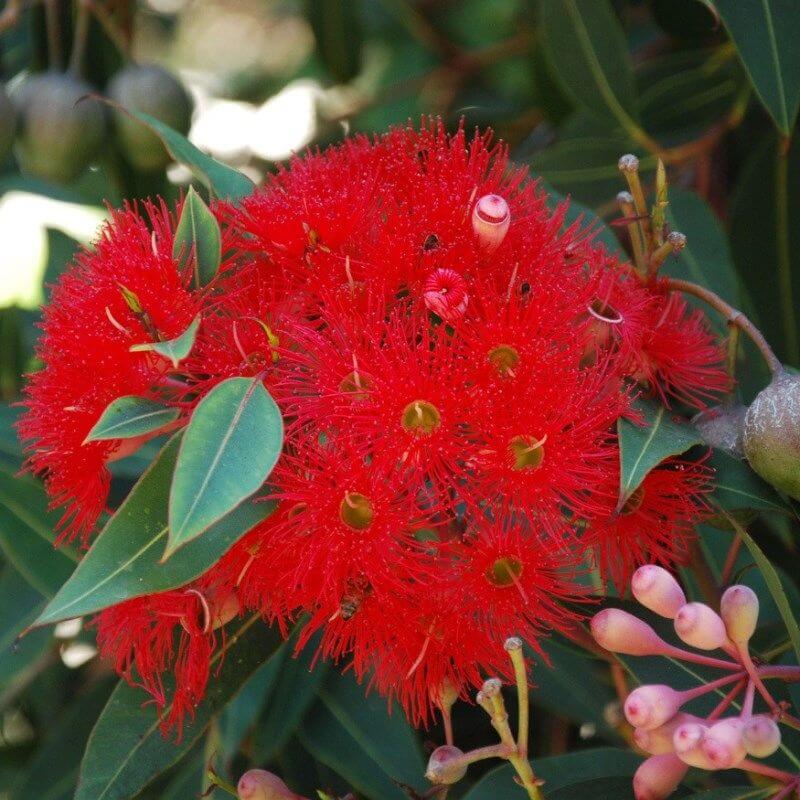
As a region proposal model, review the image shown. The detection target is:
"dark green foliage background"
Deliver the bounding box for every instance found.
[0,1,799,799]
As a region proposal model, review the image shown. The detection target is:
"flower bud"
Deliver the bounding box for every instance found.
[742,715,781,758]
[425,745,468,785]
[720,585,759,645]
[472,194,510,252]
[624,685,682,730]
[673,722,716,769]
[742,370,800,501]
[634,713,701,755]
[237,769,298,800]
[591,608,670,656]
[674,603,729,650]
[702,718,747,769]
[631,566,686,619]
[423,268,469,323]
[633,754,688,800]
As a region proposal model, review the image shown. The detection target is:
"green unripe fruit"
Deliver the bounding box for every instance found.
[12,72,107,184]
[742,370,800,500]
[0,84,17,164]
[108,64,193,171]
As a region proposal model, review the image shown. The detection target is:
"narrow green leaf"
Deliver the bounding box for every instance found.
[173,187,222,287]
[129,315,200,370]
[618,400,703,505]
[167,376,283,558]
[715,0,800,135]
[75,616,282,800]
[84,396,180,443]
[0,470,77,598]
[462,748,642,800]
[708,449,787,515]
[33,434,275,628]
[723,509,800,665]
[99,99,254,200]
[541,0,640,126]
[688,789,771,800]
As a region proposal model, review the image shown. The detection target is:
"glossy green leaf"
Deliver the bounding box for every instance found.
[167,376,283,558]
[252,634,329,763]
[34,434,275,627]
[708,449,787,515]
[730,135,800,367]
[724,511,800,664]
[541,0,639,125]
[618,399,702,505]
[462,748,641,800]
[105,102,254,200]
[129,315,200,370]
[9,679,114,800]
[173,187,222,287]
[715,0,800,135]
[75,616,282,800]
[84,396,180,443]
[315,668,424,789]
[688,787,772,799]
[0,471,77,598]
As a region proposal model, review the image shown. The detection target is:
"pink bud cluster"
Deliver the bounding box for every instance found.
[591,565,796,800]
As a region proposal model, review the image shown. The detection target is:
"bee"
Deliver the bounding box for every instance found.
[338,580,372,621]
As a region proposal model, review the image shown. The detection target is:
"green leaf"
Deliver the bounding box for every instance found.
[0,471,78,598]
[34,434,275,628]
[173,187,222,288]
[8,679,114,800]
[315,668,424,790]
[714,0,800,135]
[725,511,800,664]
[462,748,642,800]
[708,449,787,515]
[167,376,283,558]
[252,633,329,763]
[84,396,180,443]
[687,788,771,799]
[75,616,282,800]
[104,102,254,200]
[129,315,200,370]
[541,0,640,126]
[618,399,703,505]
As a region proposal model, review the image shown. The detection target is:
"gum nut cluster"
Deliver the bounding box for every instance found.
[19,121,729,736]
[592,566,783,800]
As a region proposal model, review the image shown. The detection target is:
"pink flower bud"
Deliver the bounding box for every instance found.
[591,608,670,656]
[624,685,682,730]
[423,268,469,323]
[631,566,686,619]
[634,713,701,755]
[472,194,510,252]
[673,722,716,769]
[633,754,688,800]
[702,718,747,769]
[237,769,298,800]
[425,745,468,785]
[674,603,729,650]
[742,715,781,758]
[720,585,759,645]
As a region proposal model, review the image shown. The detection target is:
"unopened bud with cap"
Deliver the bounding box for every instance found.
[702,718,747,769]
[624,684,682,730]
[674,603,729,651]
[237,769,300,800]
[634,713,701,755]
[633,753,688,800]
[591,608,672,656]
[720,585,759,645]
[742,715,781,758]
[472,194,510,252]
[673,722,716,769]
[631,566,686,619]
[426,745,468,785]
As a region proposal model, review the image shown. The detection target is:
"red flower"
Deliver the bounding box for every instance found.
[19,200,201,542]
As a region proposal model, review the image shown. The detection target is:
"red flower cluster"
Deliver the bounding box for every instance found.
[21,122,728,734]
